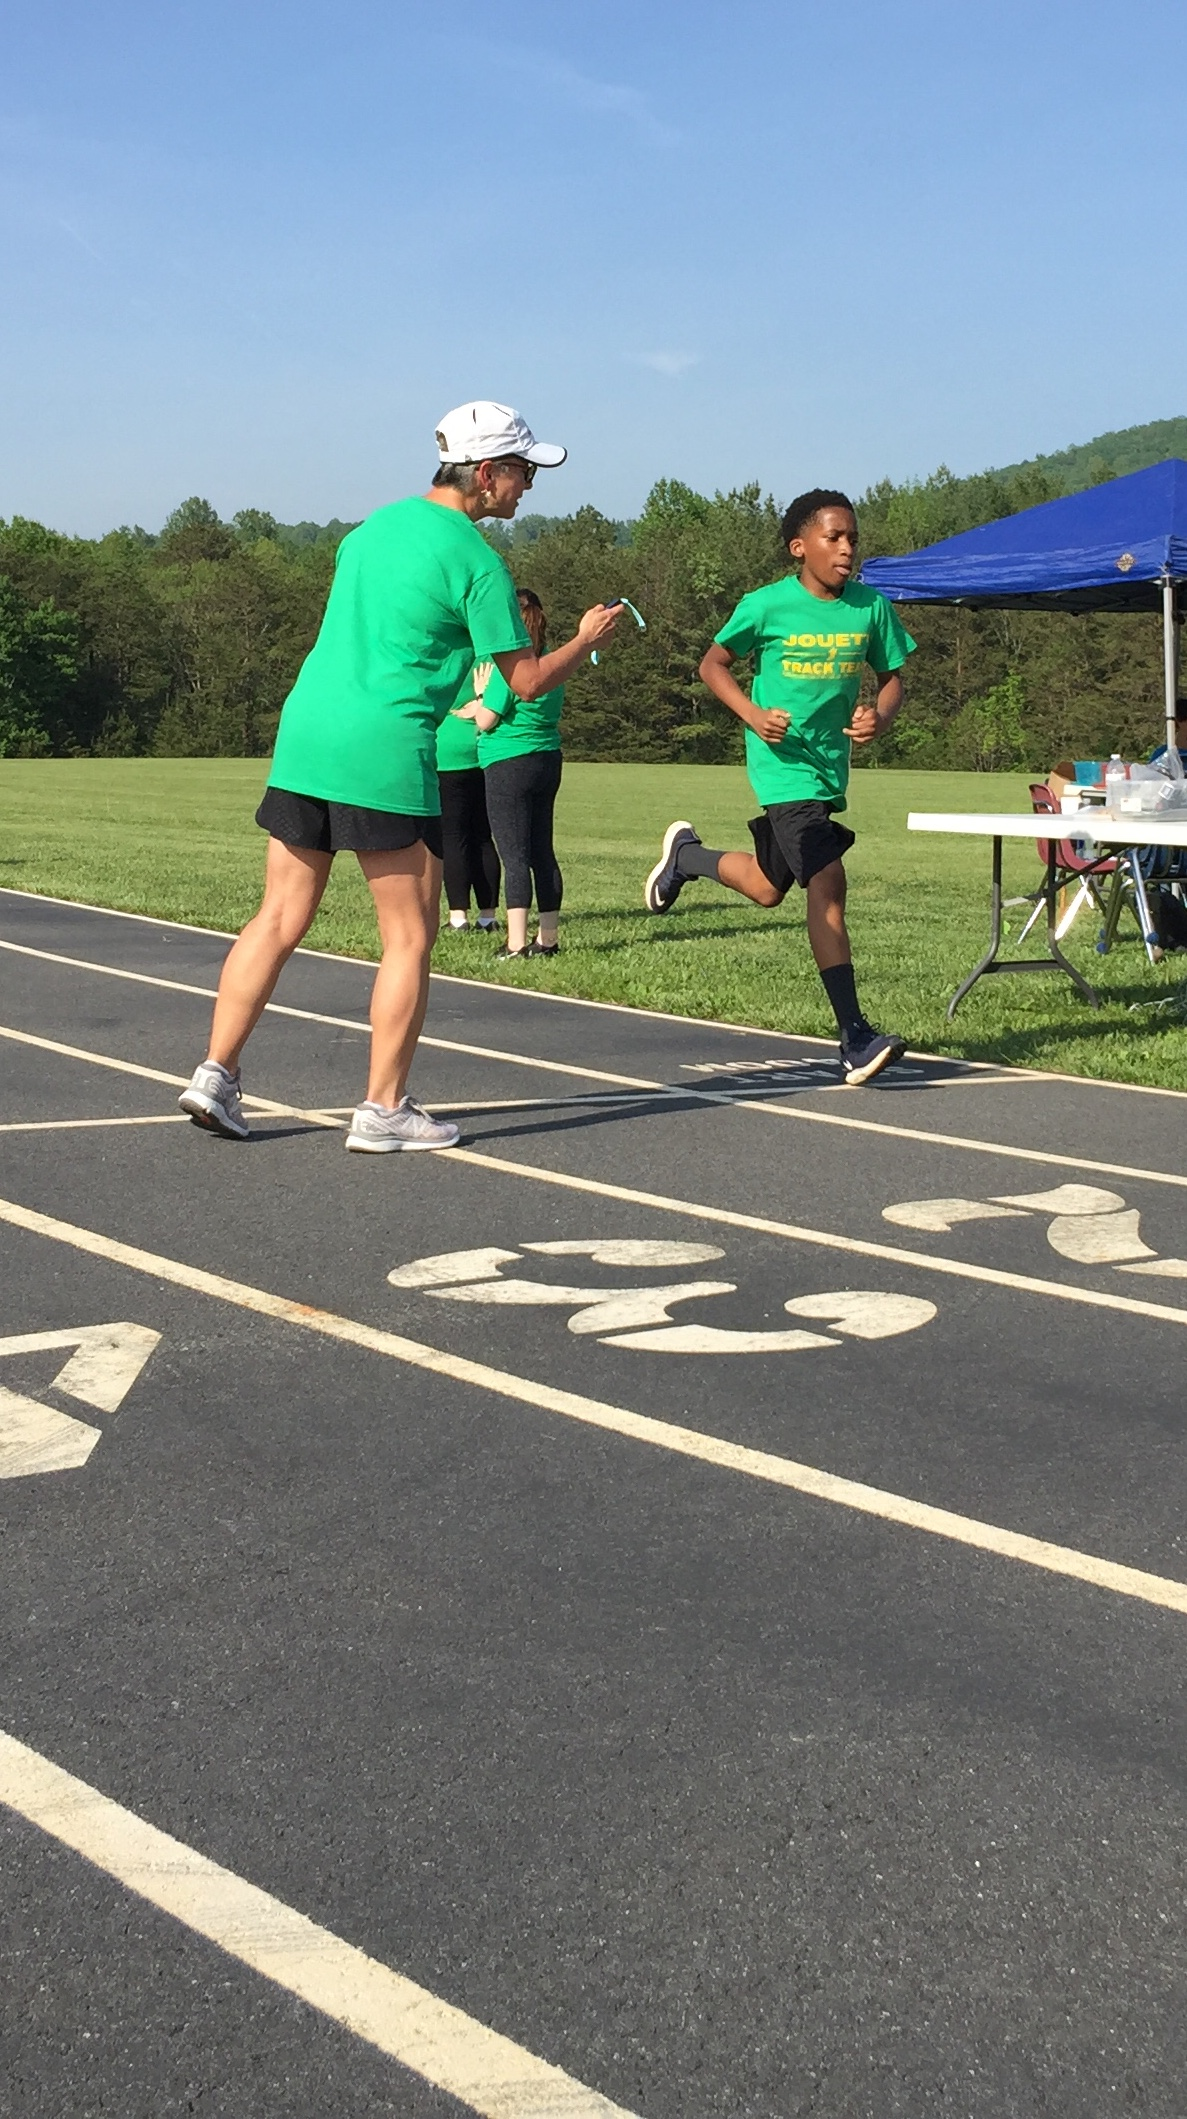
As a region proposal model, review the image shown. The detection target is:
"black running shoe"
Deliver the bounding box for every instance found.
[495,945,530,960]
[644,821,699,912]
[528,940,559,956]
[840,1024,907,1085]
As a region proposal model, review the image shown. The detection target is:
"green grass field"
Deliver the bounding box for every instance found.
[3,758,1186,1089]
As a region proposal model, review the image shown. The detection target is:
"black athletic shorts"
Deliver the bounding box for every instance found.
[749,801,855,894]
[256,786,444,859]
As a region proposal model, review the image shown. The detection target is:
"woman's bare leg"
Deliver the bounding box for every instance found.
[207,839,332,1071]
[504,907,530,952]
[358,842,441,1106]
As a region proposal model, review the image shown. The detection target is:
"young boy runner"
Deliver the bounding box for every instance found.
[644,489,915,1084]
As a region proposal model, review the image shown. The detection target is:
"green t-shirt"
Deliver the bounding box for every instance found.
[435,707,481,773]
[268,497,529,815]
[476,666,565,768]
[715,577,915,810]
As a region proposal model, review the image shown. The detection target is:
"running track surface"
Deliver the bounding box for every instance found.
[2,885,1187,2118]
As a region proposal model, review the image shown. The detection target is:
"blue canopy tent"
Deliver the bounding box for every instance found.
[861,458,1187,764]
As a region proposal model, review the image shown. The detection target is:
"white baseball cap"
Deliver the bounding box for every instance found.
[434,400,567,469]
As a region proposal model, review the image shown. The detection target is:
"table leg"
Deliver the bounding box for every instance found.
[947,835,1006,1019]
[947,835,1101,1019]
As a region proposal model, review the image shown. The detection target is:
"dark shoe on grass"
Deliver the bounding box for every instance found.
[528,939,559,957]
[644,821,699,912]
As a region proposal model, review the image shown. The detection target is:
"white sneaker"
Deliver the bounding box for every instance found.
[179,1061,250,1140]
[345,1098,460,1153]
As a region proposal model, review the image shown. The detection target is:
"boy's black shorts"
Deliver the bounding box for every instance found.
[749,801,855,894]
[257,786,444,859]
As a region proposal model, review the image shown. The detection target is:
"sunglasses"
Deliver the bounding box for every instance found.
[493,457,536,488]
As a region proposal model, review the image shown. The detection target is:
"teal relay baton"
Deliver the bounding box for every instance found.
[591,596,646,664]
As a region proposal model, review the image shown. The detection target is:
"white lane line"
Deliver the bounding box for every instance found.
[0,1730,638,2119]
[1,1192,1187,1615]
[2,1019,1186,1316]
[9,937,1187,1190]
[0,1115,191,1134]
[724,1097,1187,1193]
[0,1026,343,1129]
[0,940,661,1091]
[428,1095,664,1116]
[8,886,1187,1105]
[447,1149,1187,1328]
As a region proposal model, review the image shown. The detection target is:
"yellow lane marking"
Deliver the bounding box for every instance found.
[0,941,659,1090]
[0,1730,638,2119]
[8,892,1187,1104]
[1,1192,1187,1614]
[447,1149,1187,1328]
[7,936,1187,1191]
[2,1018,1185,1323]
[725,1097,1187,1192]
[0,1025,342,1128]
[0,1115,191,1134]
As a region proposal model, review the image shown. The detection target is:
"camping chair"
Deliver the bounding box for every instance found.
[1013,785,1120,945]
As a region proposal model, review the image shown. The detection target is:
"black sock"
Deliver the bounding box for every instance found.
[676,843,723,880]
[820,961,865,1041]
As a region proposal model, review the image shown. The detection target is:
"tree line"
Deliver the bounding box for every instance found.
[0,455,1176,770]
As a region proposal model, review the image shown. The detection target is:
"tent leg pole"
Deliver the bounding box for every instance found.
[1164,572,1181,772]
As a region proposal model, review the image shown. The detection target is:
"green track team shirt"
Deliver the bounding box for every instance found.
[714,577,915,811]
[268,498,529,815]
[476,666,565,768]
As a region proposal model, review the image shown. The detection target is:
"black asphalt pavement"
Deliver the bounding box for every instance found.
[2,885,1187,2118]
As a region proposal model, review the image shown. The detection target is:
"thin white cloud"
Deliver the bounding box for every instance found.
[530,57,679,143]
[434,37,678,145]
[636,351,700,377]
[56,217,105,264]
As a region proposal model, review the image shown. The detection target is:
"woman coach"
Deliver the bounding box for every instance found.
[178,401,622,1152]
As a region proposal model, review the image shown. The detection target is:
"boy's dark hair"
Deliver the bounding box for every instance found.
[781,489,855,544]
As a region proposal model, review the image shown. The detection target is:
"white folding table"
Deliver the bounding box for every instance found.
[908,810,1187,1017]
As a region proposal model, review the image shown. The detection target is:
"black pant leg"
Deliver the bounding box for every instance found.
[438,771,477,911]
[527,752,564,914]
[465,771,501,909]
[484,756,535,907]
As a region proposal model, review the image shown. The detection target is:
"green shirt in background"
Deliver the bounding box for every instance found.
[435,708,481,773]
[476,665,565,768]
[715,577,915,811]
[268,497,529,815]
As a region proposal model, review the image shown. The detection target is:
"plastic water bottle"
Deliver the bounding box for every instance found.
[1105,754,1127,811]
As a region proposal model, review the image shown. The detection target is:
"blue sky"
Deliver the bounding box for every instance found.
[3,0,1185,536]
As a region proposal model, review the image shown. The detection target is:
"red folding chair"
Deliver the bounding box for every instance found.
[1014,785,1119,944]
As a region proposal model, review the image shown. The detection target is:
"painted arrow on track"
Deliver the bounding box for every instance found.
[0,1323,160,1480]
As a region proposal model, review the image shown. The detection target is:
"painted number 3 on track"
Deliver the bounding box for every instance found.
[388,1240,936,1354]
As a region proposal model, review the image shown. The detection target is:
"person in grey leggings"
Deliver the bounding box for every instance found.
[458,590,566,958]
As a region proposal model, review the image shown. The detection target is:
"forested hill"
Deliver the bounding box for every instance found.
[268,415,1187,558]
[991,415,1187,493]
[1,415,1183,769]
